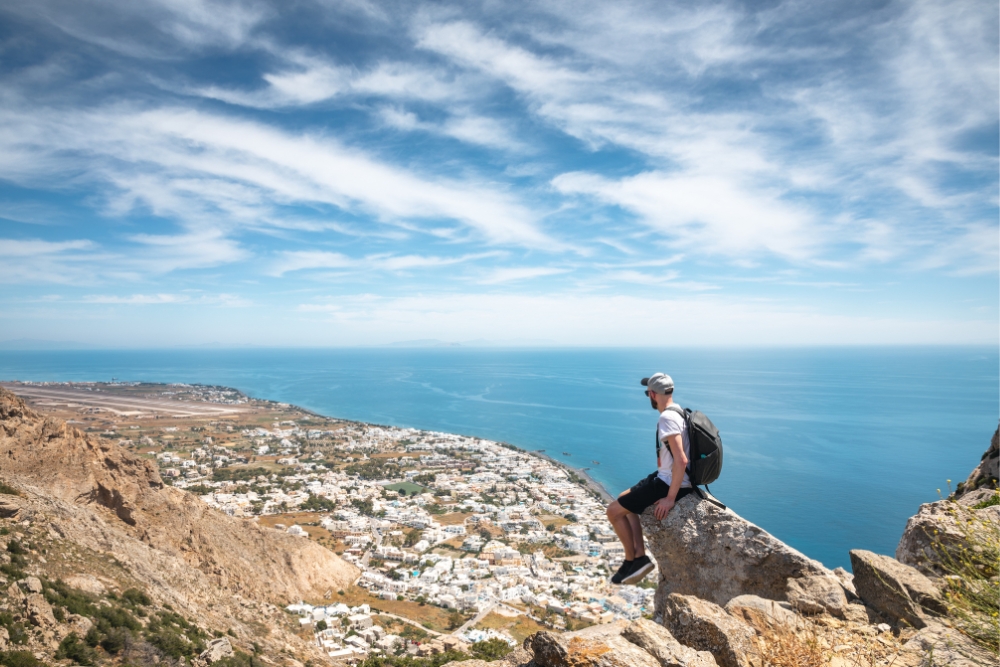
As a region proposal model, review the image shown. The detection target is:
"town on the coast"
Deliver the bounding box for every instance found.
[3,381,656,663]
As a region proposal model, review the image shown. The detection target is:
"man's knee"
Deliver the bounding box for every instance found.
[606,499,628,520]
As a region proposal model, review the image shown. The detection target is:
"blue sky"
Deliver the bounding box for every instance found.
[0,0,997,346]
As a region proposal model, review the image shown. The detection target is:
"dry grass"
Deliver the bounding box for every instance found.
[314,586,463,633]
[437,512,474,526]
[751,622,825,667]
[933,495,1000,662]
[535,514,572,530]
[474,611,548,643]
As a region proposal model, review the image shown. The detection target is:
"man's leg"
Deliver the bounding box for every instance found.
[625,513,645,558]
[605,499,636,561]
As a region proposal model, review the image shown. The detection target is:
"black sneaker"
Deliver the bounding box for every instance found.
[622,555,654,585]
[610,559,635,585]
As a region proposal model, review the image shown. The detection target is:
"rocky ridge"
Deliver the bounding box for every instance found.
[0,387,358,666]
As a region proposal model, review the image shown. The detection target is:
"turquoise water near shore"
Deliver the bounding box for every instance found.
[1,346,996,570]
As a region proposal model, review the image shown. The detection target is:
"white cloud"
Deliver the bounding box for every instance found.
[553,171,819,261]
[477,267,568,284]
[0,103,556,254]
[80,292,251,306]
[271,250,501,276]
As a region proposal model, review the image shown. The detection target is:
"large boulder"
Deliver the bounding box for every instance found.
[622,618,718,667]
[723,595,801,633]
[526,619,717,667]
[641,494,832,608]
[849,550,945,628]
[199,637,234,664]
[660,594,756,667]
[785,575,848,618]
[25,593,57,627]
[527,627,660,667]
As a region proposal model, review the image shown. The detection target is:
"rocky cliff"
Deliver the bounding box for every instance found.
[0,387,358,665]
[475,428,999,667]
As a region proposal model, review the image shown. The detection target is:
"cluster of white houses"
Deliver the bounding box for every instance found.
[176,421,656,655]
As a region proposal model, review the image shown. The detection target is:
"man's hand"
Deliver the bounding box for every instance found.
[653,497,675,520]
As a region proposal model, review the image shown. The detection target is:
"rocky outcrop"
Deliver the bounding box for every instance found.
[0,387,358,604]
[849,550,945,628]
[723,595,801,632]
[892,620,995,667]
[622,619,718,667]
[640,494,832,608]
[660,594,756,667]
[527,620,717,667]
[785,574,848,618]
[199,637,235,664]
[25,593,57,627]
[956,426,999,497]
[897,438,1000,578]
[529,627,661,667]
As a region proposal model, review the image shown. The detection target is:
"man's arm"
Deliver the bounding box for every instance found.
[653,433,688,520]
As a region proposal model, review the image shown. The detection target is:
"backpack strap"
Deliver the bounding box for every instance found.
[663,405,691,479]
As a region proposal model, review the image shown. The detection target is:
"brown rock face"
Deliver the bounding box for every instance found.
[0,387,357,605]
[25,593,57,627]
[621,618,718,667]
[641,494,832,609]
[849,550,945,629]
[957,427,999,497]
[660,594,756,667]
[723,595,801,632]
[526,620,718,667]
[785,575,848,618]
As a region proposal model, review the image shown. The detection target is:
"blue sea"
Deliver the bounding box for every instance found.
[1,346,996,571]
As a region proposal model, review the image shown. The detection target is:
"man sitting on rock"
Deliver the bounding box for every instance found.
[605,372,692,585]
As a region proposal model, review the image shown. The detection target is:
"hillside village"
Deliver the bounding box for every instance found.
[2,382,654,662]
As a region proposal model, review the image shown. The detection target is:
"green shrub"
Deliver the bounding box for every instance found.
[357,649,471,667]
[971,492,999,510]
[43,579,99,618]
[0,482,20,497]
[5,541,27,556]
[214,651,266,667]
[56,633,97,666]
[96,605,141,631]
[470,638,513,661]
[122,588,151,606]
[0,614,28,645]
[0,651,42,667]
[100,628,129,655]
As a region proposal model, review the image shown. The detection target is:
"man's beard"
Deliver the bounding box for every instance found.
[649,395,657,409]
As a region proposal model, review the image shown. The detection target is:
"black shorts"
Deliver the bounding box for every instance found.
[617,472,693,514]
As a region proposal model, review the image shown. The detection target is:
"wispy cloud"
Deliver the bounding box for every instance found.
[477,267,569,284]
[81,292,251,306]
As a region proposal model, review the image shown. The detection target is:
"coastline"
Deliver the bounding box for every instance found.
[522,448,613,504]
[252,390,616,503]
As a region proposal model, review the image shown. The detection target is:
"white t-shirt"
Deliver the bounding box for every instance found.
[656,407,691,488]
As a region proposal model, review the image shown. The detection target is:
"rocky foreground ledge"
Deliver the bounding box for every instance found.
[451,427,999,667]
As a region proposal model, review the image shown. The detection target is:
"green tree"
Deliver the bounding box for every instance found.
[470,638,513,661]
